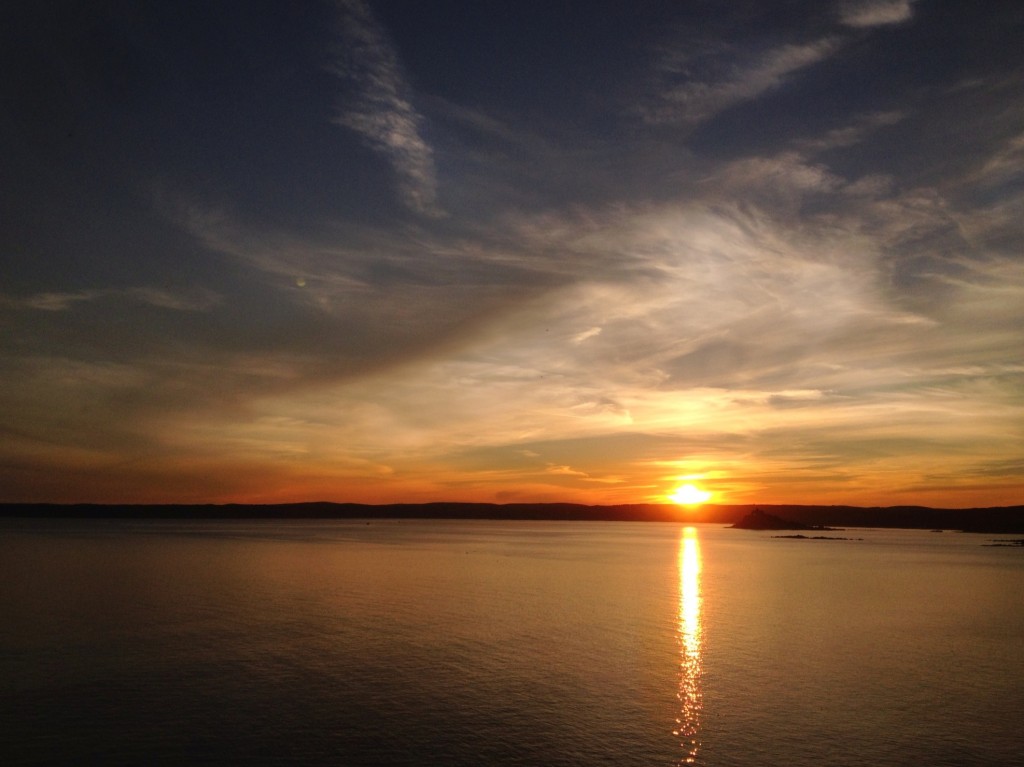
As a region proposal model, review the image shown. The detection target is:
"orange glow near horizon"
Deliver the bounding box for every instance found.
[9,444,1023,508]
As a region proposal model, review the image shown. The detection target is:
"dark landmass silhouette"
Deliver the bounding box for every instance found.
[2,502,1024,532]
[772,534,864,541]
[730,508,838,531]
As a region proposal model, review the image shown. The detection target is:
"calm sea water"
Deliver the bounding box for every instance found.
[1,520,1022,766]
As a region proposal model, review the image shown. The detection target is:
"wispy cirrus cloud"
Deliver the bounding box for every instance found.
[839,0,917,28]
[641,1,921,131]
[643,38,838,127]
[971,131,1024,189]
[796,110,905,152]
[1,286,221,312]
[330,0,441,216]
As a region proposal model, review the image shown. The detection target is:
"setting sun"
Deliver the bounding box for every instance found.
[669,484,713,506]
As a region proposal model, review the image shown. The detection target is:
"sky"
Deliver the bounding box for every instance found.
[2,0,1022,507]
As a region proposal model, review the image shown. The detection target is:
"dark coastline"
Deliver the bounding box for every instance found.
[2,502,1024,533]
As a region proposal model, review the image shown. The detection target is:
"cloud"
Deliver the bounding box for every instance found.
[122,287,222,312]
[796,110,905,152]
[329,0,441,216]
[545,463,589,477]
[116,133,1024,451]
[572,327,602,344]
[644,38,838,126]
[971,131,1024,190]
[9,149,1022,505]
[839,0,916,28]
[1,286,221,312]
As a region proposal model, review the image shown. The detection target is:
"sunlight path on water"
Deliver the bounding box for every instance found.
[676,527,703,764]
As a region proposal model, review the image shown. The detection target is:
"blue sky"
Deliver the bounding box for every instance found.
[2,0,1022,505]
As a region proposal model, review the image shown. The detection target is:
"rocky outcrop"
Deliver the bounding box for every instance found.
[730,508,836,531]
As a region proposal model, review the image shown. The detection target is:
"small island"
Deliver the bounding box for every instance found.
[730,508,838,531]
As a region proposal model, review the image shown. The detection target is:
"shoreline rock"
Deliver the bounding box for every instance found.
[730,508,839,531]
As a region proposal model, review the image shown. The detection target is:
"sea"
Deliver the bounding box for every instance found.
[1,519,1022,766]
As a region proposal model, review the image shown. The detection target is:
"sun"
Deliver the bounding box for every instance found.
[669,483,713,506]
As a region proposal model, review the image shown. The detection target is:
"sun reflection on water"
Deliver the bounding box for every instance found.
[675,526,703,764]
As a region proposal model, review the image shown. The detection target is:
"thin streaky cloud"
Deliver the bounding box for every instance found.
[971,131,1024,188]
[644,38,838,126]
[796,110,906,152]
[330,0,441,216]
[1,287,221,313]
[421,95,555,156]
[839,0,917,28]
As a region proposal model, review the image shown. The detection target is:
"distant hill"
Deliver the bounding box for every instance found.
[2,502,1023,533]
